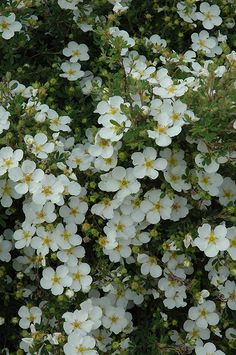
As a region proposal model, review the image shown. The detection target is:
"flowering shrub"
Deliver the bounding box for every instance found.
[0,0,236,354]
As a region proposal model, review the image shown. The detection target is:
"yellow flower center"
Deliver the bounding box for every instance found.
[200,308,207,317]
[73,272,81,281]
[145,159,153,168]
[201,176,210,185]
[148,256,157,265]
[3,158,13,168]
[2,184,11,195]
[70,207,78,216]
[230,238,236,248]
[115,223,124,232]
[72,50,81,57]
[171,112,181,121]
[119,178,128,188]
[72,320,81,329]
[1,22,10,30]
[52,275,61,284]
[198,39,206,48]
[42,236,50,246]
[27,314,36,322]
[62,230,71,241]
[76,345,87,353]
[51,117,60,125]
[205,12,213,21]
[207,232,217,244]
[23,231,31,240]
[42,185,52,196]
[67,69,76,76]
[153,202,161,211]
[36,210,46,219]
[167,85,176,94]
[110,315,118,323]
[99,138,109,147]
[109,107,119,115]
[23,174,32,184]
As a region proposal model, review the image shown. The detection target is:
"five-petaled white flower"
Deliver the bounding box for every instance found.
[194,224,229,257]
[131,147,167,179]
[196,3,222,30]
[40,265,72,295]
[18,306,42,329]
[0,13,22,40]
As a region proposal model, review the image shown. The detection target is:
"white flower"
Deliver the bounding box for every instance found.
[92,329,112,352]
[197,171,223,196]
[196,3,222,30]
[188,300,219,329]
[0,179,22,207]
[69,263,92,292]
[195,153,220,173]
[103,238,131,262]
[102,306,129,334]
[30,174,64,205]
[109,27,135,56]
[59,195,88,224]
[57,245,85,266]
[0,106,10,134]
[31,226,58,256]
[195,342,225,355]
[0,235,12,262]
[153,79,187,99]
[58,0,82,10]
[164,168,191,192]
[137,254,162,278]
[147,116,182,147]
[40,265,72,295]
[64,333,97,355]
[54,223,81,249]
[221,280,236,310]
[8,160,44,195]
[80,299,103,330]
[191,30,217,54]
[0,13,22,40]
[183,320,210,342]
[170,196,189,221]
[18,306,42,329]
[91,197,120,219]
[194,224,229,257]
[0,147,23,176]
[146,34,167,51]
[226,227,236,260]
[60,62,85,81]
[56,174,81,200]
[63,309,94,335]
[104,211,136,240]
[63,41,89,62]
[67,145,94,171]
[177,2,197,23]
[98,167,141,201]
[47,109,71,132]
[131,147,167,179]
[120,195,145,223]
[98,114,131,142]
[218,177,236,206]
[88,133,114,158]
[95,96,125,117]
[24,133,54,159]
[23,201,57,224]
[14,222,36,249]
[141,189,173,224]
[163,288,187,309]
